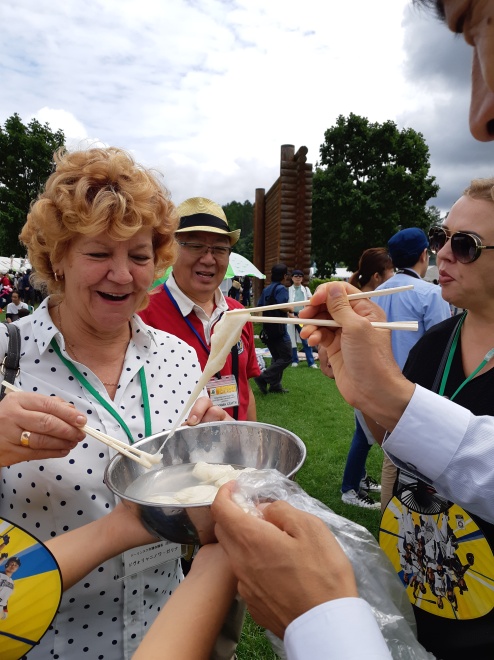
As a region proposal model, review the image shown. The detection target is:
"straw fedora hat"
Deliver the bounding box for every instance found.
[175,197,241,245]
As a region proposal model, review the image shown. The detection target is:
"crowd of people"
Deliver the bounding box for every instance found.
[2,0,494,658]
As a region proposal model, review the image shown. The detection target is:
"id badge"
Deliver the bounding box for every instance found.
[119,541,185,580]
[206,374,239,409]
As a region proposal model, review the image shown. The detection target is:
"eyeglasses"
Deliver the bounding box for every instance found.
[178,242,232,258]
[428,226,494,264]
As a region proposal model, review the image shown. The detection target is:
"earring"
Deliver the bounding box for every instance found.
[54,272,64,282]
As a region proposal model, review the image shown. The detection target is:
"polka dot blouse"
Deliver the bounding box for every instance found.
[0,297,202,659]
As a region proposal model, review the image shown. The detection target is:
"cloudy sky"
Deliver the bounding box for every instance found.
[1,0,492,215]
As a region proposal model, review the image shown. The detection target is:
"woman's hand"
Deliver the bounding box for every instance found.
[0,391,87,467]
[185,396,233,426]
[46,502,159,591]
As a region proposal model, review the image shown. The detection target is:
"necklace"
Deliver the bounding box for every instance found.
[56,304,119,387]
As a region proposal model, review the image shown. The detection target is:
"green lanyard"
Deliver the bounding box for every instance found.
[50,338,151,444]
[438,312,494,401]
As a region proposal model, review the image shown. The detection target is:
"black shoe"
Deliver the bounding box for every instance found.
[254,376,268,394]
[270,387,289,394]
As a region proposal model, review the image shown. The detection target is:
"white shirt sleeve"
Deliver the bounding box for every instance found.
[284,598,391,660]
[383,384,494,523]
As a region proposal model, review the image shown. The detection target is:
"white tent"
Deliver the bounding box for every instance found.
[333,267,353,281]
[0,257,31,273]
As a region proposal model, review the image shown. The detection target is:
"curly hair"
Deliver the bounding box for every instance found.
[464,178,494,203]
[20,147,178,307]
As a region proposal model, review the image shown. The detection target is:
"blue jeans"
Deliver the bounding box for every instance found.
[341,416,371,493]
[291,323,315,366]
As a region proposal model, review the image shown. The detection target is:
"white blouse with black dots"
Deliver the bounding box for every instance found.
[0,297,203,659]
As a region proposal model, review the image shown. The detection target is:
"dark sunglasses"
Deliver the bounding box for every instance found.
[428,226,494,264]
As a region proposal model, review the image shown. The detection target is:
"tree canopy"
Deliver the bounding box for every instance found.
[222,200,254,261]
[0,113,65,256]
[312,113,439,275]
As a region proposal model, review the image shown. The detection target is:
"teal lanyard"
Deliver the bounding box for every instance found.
[50,338,151,444]
[438,312,494,401]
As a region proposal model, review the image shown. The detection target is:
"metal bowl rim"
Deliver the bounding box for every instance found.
[104,420,306,509]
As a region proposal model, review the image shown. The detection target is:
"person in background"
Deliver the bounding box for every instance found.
[340,248,394,509]
[20,268,34,306]
[375,228,451,509]
[5,290,29,322]
[241,275,251,307]
[254,263,292,395]
[140,197,260,422]
[228,276,241,300]
[287,269,318,369]
[0,274,12,311]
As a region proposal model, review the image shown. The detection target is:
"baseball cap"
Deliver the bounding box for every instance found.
[388,228,428,267]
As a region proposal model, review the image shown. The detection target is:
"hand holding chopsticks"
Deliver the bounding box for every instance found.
[227,284,414,316]
[1,381,160,469]
[248,317,418,331]
[227,284,418,331]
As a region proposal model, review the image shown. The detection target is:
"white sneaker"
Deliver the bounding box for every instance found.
[309,364,318,369]
[360,475,381,493]
[291,362,298,367]
[341,489,380,509]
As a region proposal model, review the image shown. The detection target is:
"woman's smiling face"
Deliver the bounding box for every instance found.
[55,228,155,334]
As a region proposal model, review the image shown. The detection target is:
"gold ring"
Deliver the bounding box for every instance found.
[20,431,31,448]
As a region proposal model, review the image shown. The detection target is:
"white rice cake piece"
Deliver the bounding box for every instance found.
[192,461,236,484]
[175,484,219,504]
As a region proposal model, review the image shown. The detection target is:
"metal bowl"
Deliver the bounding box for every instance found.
[104,421,306,545]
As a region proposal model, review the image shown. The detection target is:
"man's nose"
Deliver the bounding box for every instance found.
[469,28,494,140]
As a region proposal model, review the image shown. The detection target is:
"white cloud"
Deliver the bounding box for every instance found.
[0,0,485,212]
[30,107,88,141]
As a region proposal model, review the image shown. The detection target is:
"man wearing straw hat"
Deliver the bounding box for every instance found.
[140,197,259,658]
[140,197,260,423]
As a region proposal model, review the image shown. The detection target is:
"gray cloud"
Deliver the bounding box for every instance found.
[3,0,490,218]
[399,5,494,213]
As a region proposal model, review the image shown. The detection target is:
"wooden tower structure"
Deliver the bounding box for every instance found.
[253,144,313,297]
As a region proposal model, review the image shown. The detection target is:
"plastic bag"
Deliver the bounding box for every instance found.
[232,469,436,660]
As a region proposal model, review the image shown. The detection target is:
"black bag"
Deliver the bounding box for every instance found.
[261,283,287,341]
[0,323,21,400]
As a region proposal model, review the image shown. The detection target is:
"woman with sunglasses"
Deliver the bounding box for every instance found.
[376,178,494,659]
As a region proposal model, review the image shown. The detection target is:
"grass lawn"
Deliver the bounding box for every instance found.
[236,347,384,659]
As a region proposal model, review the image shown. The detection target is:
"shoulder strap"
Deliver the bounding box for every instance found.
[231,343,239,420]
[0,323,21,400]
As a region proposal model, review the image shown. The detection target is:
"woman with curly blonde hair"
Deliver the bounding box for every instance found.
[0,147,228,660]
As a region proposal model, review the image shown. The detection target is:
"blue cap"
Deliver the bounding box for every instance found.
[388,228,428,267]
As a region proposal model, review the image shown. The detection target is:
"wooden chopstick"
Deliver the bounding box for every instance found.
[1,380,157,469]
[248,317,418,331]
[227,284,414,315]
[81,426,156,468]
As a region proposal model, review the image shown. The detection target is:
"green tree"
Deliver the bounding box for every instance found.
[312,113,439,275]
[0,113,65,256]
[222,200,254,261]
